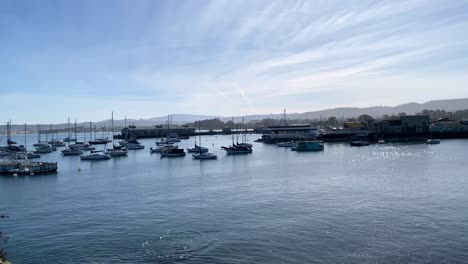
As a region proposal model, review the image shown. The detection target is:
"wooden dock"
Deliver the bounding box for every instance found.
[0,161,58,175]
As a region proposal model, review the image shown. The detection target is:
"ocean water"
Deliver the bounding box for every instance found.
[1,134,467,263]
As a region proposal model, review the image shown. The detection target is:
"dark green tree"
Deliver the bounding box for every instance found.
[327,116,338,126]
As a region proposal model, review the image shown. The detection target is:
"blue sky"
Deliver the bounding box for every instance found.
[1,0,468,123]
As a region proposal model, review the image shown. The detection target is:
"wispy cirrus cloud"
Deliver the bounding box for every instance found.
[1,0,468,123]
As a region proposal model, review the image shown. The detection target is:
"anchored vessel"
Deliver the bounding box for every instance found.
[105,112,128,157]
[277,141,296,147]
[291,141,324,151]
[160,147,186,157]
[426,139,441,144]
[222,144,253,154]
[191,121,217,160]
[350,141,370,147]
[80,151,111,160]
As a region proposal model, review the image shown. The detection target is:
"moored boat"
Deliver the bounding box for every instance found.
[192,152,217,159]
[350,141,370,147]
[277,141,296,147]
[291,141,324,151]
[222,144,253,154]
[187,144,208,153]
[80,152,110,160]
[426,139,441,144]
[160,147,186,157]
[61,148,83,156]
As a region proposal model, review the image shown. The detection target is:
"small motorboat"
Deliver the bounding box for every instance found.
[350,141,370,147]
[378,139,386,144]
[80,152,111,160]
[291,141,324,151]
[277,141,296,147]
[61,148,83,156]
[192,152,217,160]
[105,148,128,157]
[426,139,441,145]
[160,147,186,157]
[34,145,55,153]
[150,144,177,154]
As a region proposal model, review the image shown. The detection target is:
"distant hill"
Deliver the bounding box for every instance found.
[2,98,468,134]
[228,98,468,122]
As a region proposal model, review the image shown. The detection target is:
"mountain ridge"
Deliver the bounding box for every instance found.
[2,98,468,132]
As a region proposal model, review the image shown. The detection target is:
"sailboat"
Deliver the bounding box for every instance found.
[105,112,128,157]
[22,123,40,159]
[62,118,83,156]
[221,117,252,154]
[119,122,144,150]
[187,123,208,153]
[34,125,56,153]
[192,121,217,160]
[47,124,65,147]
[69,120,95,151]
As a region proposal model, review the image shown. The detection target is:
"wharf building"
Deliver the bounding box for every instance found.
[119,125,195,139]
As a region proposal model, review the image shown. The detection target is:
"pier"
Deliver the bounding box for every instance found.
[0,161,58,175]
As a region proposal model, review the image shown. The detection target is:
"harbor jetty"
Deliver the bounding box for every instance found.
[0,161,58,175]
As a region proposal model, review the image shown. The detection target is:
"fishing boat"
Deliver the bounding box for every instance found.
[160,147,186,157]
[426,139,441,144]
[291,141,324,151]
[80,151,110,160]
[277,141,296,147]
[104,112,128,157]
[350,141,370,147]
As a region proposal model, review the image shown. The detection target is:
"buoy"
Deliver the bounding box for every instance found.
[78,167,81,171]
[13,173,18,177]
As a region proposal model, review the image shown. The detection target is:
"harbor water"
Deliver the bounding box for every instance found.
[1,134,467,263]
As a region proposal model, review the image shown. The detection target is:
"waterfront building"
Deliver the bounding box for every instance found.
[120,125,195,139]
[374,115,430,134]
[260,124,320,143]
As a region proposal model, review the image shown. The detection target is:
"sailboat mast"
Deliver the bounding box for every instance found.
[67,118,70,147]
[37,124,40,143]
[231,117,235,145]
[74,119,77,141]
[7,121,10,144]
[111,112,115,147]
[24,123,27,151]
[89,122,92,142]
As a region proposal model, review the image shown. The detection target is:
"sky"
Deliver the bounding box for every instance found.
[1,0,468,123]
